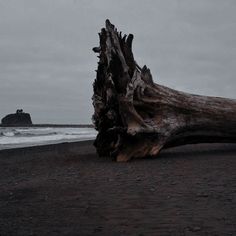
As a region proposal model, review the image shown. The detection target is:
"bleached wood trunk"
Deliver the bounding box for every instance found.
[92,20,236,162]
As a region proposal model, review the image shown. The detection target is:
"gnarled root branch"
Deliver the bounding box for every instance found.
[92,20,236,161]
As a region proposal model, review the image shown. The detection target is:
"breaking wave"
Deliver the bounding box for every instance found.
[0,127,97,149]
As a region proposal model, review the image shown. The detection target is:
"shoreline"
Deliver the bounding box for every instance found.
[0,126,97,151]
[0,140,95,159]
[0,124,94,128]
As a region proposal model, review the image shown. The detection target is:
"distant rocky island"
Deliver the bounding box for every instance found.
[1,109,32,126]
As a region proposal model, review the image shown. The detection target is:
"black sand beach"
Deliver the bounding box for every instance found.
[0,141,236,235]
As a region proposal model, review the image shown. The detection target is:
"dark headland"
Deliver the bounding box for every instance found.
[1,109,32,126]
[0,141,236,235]
[0,109,93,128]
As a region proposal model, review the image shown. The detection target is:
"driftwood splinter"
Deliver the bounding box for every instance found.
[92,19,236,162]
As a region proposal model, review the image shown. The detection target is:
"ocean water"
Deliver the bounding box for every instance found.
[0,127,97,150]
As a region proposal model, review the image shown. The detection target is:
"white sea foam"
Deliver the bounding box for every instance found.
[2,131,15,137]
[15,127,54,135]
[0,127,97,150]
[15,127,53,132]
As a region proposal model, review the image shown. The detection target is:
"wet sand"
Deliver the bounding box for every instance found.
[0,141,236,235]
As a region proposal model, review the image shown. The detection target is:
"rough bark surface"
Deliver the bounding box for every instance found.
[92,19,236,161]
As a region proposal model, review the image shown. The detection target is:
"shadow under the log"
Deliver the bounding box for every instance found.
[159,143,236,159]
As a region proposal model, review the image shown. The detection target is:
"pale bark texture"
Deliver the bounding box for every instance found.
[92,19,236,161]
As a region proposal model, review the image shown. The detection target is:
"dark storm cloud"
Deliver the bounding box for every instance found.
[0,0,236,123]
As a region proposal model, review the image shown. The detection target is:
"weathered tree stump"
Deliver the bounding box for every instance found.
[92,19,236,161]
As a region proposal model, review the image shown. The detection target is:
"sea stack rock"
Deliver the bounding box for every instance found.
[1,109,32,126]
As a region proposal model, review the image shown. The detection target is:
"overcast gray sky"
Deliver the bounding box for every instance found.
[1,0,236,124]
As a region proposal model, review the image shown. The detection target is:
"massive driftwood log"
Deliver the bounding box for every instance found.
[92,19,236,162]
